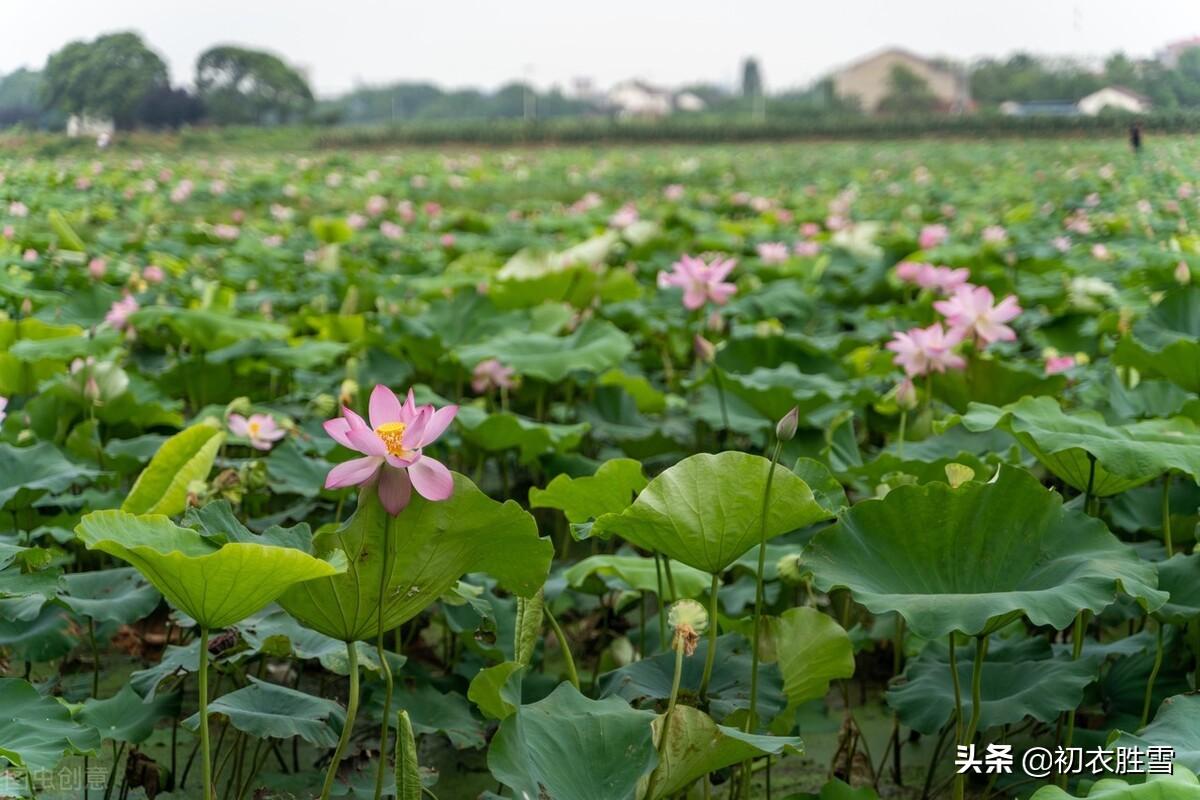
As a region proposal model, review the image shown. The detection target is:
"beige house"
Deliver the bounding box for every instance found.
[831,48,968,113]
[1077,86,1151,116]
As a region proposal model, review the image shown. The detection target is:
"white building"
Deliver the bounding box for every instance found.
[605,81,707,118]
[1077,86,1151,116]
[66,114,115,138]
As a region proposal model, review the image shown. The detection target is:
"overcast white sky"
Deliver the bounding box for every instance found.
[1,0,1195,96]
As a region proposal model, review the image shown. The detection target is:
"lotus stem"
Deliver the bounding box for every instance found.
[374,516,397,800]
[320,642,361,800]
[1162,471,1174,557]
[654,552,667,650]
[1141,623,1164,728]
[698,572,720,702]
[198,627,213,800]
[897,410,907,460]
[1084,453,1096,516]
[647,641,687,800]
[963,635,988,744]
[948,634,964,800]
[1059,611,1089,787]
[544,607,580,690]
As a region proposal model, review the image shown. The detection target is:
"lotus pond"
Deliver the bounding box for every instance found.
[1,137,1200,800]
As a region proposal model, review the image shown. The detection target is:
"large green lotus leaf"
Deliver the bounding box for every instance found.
[0,678,101,771]
[468,661,526,721]
[1110,694,1200,773]
[803,467,1165,639]
[592,452,832,574]
[641,705,802,799]
[529,458,648,523]
[959,396,1200,496]
[718,365,875,429]
[390,683,486,750]
[1030,766,1200,800]
[847,427,1014,488]
[131,306,290,351]
[0,603,75,661]
[1113,287,1200,393]
[182,677,344,747]
[77,684,180,745]
[0,442,99,509]
[600,634,787,724]
[564,554,709,600]
[121,424,224,516]
[234,608,393,676]
[886,636,1102,735]
[75,510,344,629]
[455,318,633,382]
[266,438,331,498]
[792,458,849,515]
[280,476,552,641]
[456,406,589,464]
[766,607,855,708]
[57,567,161,625]
[1155,554,1200,623]
[932,356,1067,413]
[487,683,656,800]
[0,567,60,621]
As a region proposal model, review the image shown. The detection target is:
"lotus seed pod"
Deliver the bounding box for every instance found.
[776,553,806,585]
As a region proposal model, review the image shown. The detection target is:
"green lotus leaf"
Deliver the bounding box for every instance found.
[0,677,102,771]
[456,406,589,464]
[564,554,709,600]
[932,356,1067,413]
[182,677,344,746]
[77,684,181,745]
[279,476,552,641]
[1155,554,1200,623]
[959,396,1200,496]
[236,607,397,676]
[0,567,60,621]
[642,705,802,799]
[391,683,486,750]
[886,636,1103,735]
[529,458,648,523]
[487,683,657,800]
[468,661,526,721]
[75,509,345,629]
[765,607,855,709]
[0,442,99,509]
[592,452,832,574]
[0,603,75,662]
[57,567,161,625]
[131,306,290,351]
[121,424,224,516]
[803,467,1166,639]
[847,427,1013,488]
[792,458,849,515]
[1030,766,1200,800]
[1110,694,1200,774]
[455,318,633,382]
[266,438,332,498]
[718,365,875,430]
[1113,287,1200,393]
[600,634,787,724]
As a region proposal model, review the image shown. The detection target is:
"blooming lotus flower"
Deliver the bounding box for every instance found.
[981,225,1008,244]
[1091,244,1110,261]
[347,213,366,230]
[0,396,7,424]
[657,254,737,311]
[609,204,639,229]
[918,224,948,249]
[229,413,286,451]
[1176,261,1191,285]
[886,323,965,377]
[8,201,28,218]
[213,224,239,241]
[663,184,685,201]
[440,233,456,248]
[1052,236,1072,253]
[756,242,789,264]
[143,265,165,284]
[794,241,821,258]
[895,262,970,294]
[170,181,193,203]
[471,359,516,394]
[800,222,821,238]
[1044,353,1077,376]
[88,258,107,279]
[105,295,139,331]
[380,221,404,240]
[366,195,388,216]
[323,386,458,515]
[934,285,1022,345]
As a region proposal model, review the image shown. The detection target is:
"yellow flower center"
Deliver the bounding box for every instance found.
[375,421,407,456]
[247,421,261,437]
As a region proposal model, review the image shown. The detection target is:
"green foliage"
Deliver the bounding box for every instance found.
[42,32,168,128]
[195,45,314,125]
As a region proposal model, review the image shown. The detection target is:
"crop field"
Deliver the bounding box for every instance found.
[1,136,1199,800]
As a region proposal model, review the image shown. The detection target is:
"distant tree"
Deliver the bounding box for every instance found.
[135,86,205,129]
[0,68,46,127]
[195,45,314,125]
[878,65,939,113]
[1104,53,1138,87]
[741,58,763,98]
[42,32,168,128]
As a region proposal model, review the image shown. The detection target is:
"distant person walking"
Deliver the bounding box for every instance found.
[1130,122,1143,155]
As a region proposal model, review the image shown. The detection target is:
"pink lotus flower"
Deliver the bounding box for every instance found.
[895,378,918,410]
[170,181,193,203]
[1052,236,1072,253]
[22,249,37,262]
[895,262,970,294]
[8,201,29,218]
[800,222,822,238]
[1176,261,1191,285]
[609,204,639,229]
[380,221,404,240]
[88,258,107,279]
[213,224,239,241]
[886,323,966,377]
[756,242,790,264]
[981,225,1008,244]
[934,285,1021,345]
[471,359,516,393]
[105,295,139,331]
[918,224,948,249]
[323,386,458,515]
[347,213,367,230]
[0,396,7,424]
[1044,354,1076,376]
[663,184,685,201]
[440,233,456,248]
[657,254,737,310]
[366,195,388,216]
[794,241,821,258]
[1091,244,1110,261]
[229,413,287,451]
[143,265,165,284]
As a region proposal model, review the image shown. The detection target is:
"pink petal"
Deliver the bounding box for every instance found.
[228,414,248,436]
[417,405,458,447]
[345,425,387,457]
[325,456,383,489]
[378,467,413,514]
[708,282,737,305]
[323,418,354,449]
[682,286,707,310]
[369,384,403,429]
[409,456,454,502]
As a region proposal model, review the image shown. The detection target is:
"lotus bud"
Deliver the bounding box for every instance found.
[777,553,806,585]
[895,378,918,411]
[20,298,31,317]
[1176,261,1191,285]
[776,406,799,442]
[667,599,709,656]
[225,396,252,418]
[313,393,336,416]
[693,335,716,364]
[339,379,359,407]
